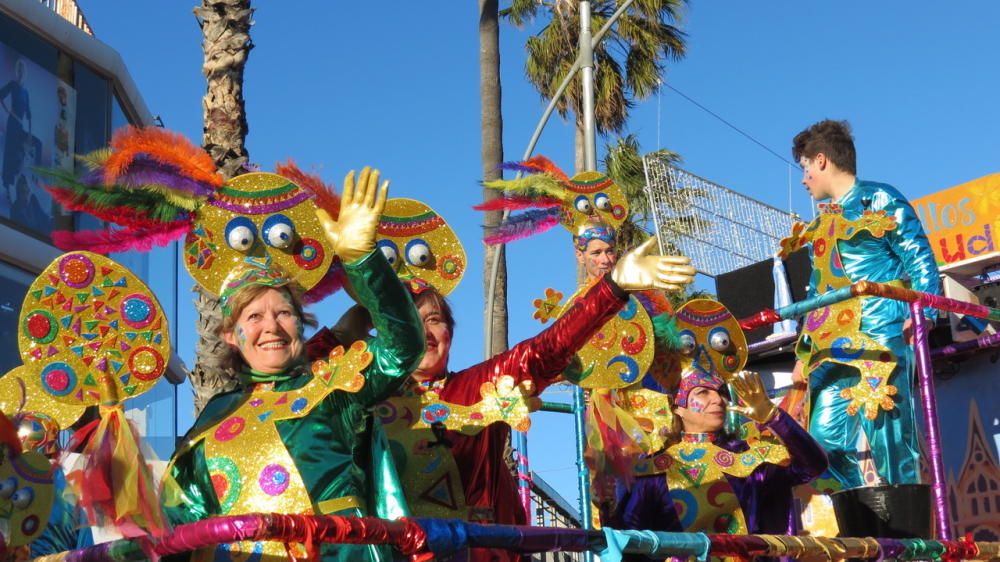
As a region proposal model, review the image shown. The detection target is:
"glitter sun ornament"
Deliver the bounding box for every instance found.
[2,251,172,538]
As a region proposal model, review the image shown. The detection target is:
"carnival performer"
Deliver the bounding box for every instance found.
[612,369,827,533]
[590,298,825,555]
[311,234,695,562]
[786,119,941,489]
[166,168,424,562]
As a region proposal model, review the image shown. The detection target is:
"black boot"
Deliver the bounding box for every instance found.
[830,484,932,539]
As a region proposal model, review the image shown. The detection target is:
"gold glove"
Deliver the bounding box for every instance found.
[316,166,389,263]
[609,236,696,292]
[726,370,778,424]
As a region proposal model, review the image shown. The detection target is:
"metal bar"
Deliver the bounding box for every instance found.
[911,301,952,540]
[573,387,592,536]
[579,0,597,171]
[540,401,575,414]
[516,431,533,523]
[931,330,1000,358]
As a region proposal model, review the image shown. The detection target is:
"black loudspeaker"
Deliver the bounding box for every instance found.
[974,280,1000,309]
[714,249,812,345]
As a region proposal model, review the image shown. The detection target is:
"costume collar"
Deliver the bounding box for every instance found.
[239,359,307,385]
[680,432,718,444]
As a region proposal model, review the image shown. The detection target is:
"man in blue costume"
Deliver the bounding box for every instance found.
[790,119,940,491]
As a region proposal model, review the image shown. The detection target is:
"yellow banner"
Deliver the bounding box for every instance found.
[912,173,1000,267]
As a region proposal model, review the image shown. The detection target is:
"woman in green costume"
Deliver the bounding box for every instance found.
[166,168,423,562]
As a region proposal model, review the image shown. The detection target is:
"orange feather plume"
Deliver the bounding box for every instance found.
[275,159,341,219]
[103,126,223,187]
[521,155,570,182]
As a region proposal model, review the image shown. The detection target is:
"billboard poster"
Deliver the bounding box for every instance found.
[0,42,76,237]
[912,173,1000,268]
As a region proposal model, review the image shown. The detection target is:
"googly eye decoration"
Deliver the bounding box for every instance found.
[261,214,296,250]
[679,331,697,355]
[225,217,258,252]
[673,299,748,379]
[16,251,172,408]
[377,198,466,296]
[594,192,611,211]
[708,327,732,352]
[184,172,335,297]
[405,239,432,267]
[377,239,400,269]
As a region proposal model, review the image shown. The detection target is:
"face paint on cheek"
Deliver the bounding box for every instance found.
[235,326,248,350]
[688,396,707,413]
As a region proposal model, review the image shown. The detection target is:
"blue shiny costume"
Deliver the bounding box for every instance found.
[804,181,940,488]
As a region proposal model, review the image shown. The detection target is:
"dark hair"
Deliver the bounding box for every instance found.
[413,288,455,334]
[792,119,856,175]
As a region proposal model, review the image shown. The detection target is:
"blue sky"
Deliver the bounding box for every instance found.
[83,2,1000,509]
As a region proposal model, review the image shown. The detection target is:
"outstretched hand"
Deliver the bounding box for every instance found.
[726,370,778,424]
[316,166,389,263]
[610,236,696,292]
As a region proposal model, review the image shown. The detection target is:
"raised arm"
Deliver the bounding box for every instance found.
[316,167,423,405]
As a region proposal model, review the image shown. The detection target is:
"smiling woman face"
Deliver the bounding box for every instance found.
[223,287,305,374]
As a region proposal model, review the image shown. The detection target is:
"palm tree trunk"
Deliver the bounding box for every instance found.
[479,0,509,356]
[190,0,254,414]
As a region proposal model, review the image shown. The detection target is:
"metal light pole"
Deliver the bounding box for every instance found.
[484,0,637,358]
[579,0,598,171]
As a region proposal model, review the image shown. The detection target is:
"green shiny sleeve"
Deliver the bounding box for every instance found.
[165,440,221,526]
[343,250,424,406]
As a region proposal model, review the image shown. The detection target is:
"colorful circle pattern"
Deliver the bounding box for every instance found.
[21,514,39,537]
[23,310,58,344]
[120,294,155,329]
[207,457,242,514]
[293,238,325,270]
[259,464,290,496]
[40,362,76,397]
[215,416,246,442]
[128,346,165,381]
[437,255,464,280]
[59,254,95,288]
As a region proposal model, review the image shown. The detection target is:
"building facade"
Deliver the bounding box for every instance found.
[0,0,185,458]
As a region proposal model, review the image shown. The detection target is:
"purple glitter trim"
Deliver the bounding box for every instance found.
[209,191,311,215]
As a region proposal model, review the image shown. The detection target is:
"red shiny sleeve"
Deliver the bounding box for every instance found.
[440,276,627,405]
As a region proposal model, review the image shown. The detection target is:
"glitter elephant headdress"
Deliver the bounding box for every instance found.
[673,299,748,407]
[475,156,628,245]
[376,198,466,296]
[39,127,344,303]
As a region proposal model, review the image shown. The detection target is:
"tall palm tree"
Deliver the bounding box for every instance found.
[480,0,509,357]
[504,0,685,173]
[190,0,254,414]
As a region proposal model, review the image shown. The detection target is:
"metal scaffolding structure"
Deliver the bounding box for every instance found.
[643,153,797,277]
